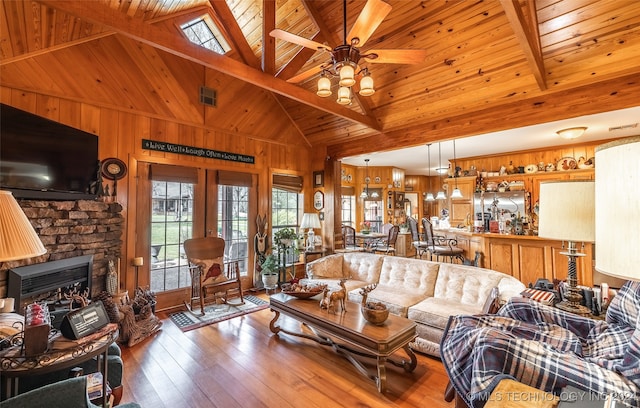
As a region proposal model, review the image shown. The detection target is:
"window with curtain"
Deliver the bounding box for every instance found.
[271,174,303,265]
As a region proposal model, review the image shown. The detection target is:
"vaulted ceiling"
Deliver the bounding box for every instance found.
[1,0,639,159]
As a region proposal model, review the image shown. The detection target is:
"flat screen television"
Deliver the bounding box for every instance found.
[1,103,99,200]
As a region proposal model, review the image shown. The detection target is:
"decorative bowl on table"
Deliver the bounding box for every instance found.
[280,283,327,299]
[361,302,389,325]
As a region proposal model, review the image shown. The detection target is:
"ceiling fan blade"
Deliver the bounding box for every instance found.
[270,29,332,52]
[346,0,392,47]
[364,49,428,64]
[286,65,324,84]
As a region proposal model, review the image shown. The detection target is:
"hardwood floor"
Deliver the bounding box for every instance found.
[118,295,455,408]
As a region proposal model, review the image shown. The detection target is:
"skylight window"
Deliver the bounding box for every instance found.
[180,17,230,54]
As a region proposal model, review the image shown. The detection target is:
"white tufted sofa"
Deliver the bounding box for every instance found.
[301,252,525,357]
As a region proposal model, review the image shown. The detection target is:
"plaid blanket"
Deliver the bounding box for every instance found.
[441,281,640,408]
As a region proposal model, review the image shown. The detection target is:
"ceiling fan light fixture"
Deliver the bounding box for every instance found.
[336,86,352,105]
[359,70,375,96]
[317,75,332,97]
[557,127,587,139]
[338,63,356,87]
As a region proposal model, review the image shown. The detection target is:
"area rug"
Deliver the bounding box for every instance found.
[169,295,269,332]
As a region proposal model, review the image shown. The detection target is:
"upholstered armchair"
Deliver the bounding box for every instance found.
[441,281,640,408]
[0,376,140,408]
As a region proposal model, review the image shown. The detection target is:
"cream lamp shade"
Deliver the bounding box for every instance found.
[0,190,47,261]
[301,212,321,250]
[300,213,321,231]
[595,136,640,280]
[538,180,595,242]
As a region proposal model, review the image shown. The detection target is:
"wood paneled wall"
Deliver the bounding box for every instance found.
[1,86,311,293]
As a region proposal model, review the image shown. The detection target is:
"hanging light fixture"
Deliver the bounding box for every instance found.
[315,1,375,102]
[360,159,379,199]
[425,144,435,201]
[450,139,463,198]
[436,143,446,200]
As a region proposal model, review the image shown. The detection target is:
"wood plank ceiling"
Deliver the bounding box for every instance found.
[1,0,639,159]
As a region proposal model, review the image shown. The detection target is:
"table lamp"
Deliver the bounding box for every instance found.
[300,213,321,250]
[595,136,640,282]
[538,180,595,315]
[0,190,47,262]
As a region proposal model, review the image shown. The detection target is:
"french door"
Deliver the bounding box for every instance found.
[136,163,256,310]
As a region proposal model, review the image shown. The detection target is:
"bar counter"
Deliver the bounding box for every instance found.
[432,227,593,287]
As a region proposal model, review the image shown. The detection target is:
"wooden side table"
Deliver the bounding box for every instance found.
[485,379,559,408]
[0,323,119,408]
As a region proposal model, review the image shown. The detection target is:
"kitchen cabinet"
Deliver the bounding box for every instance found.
[395,232,416,257]
[444,176,476,227]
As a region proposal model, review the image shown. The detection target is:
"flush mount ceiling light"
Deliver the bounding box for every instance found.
[557,127,587,139]
[271,0,427,105]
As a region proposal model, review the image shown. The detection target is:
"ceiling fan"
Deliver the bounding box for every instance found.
[270,0,427,103]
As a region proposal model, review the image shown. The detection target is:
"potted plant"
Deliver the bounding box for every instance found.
[260,253,279,289]
[399,221,409,234]
[273,227,299,248]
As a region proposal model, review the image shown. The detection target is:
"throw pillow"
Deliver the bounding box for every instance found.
[193,257,228,285]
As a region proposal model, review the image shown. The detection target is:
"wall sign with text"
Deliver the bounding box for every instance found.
[142,139,254,164]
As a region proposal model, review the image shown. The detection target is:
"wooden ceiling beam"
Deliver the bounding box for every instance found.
[208,0,260,69]
[500,0,546,90]
[36,0,380,132]
[327,73,640,159]
[262,0,276,74]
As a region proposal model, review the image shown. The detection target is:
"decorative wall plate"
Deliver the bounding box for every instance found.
[101,158,127,180]
[375,176,381,183]
[524,164,538,174]
[556,157,577,171]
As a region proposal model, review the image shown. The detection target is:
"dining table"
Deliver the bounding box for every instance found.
[355,231,386,251]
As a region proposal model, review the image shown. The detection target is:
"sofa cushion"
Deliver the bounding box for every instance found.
[306,254,344,279]
[348,285,428,317]
[433,263,524,307]
[408,297,484,330]
[378,256,440,298]
[341,252,384,283]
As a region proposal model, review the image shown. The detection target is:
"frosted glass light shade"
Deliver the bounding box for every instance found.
[557,127,587,139]
[451,188,463,198]
[425,193,435,201]
[336,86,351,105]
[338,64,355,87]
[436,191,446,200]
[595,136,640,280]
[317,76,332,97]
[0,190,47,261]
[538,180,595,242]
[359,74,375,96]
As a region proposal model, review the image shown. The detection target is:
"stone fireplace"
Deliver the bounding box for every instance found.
[0,199,124,302]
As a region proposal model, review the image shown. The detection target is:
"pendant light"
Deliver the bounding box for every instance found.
[450,139,463,198]
[361,158,377,199]
[425,144,435,201]
[436,143,446,200]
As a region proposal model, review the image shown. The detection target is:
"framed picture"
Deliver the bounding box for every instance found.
[313,171,324,187]
[313,190,324,210]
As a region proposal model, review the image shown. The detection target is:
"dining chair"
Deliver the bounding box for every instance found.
[183,237,244,315]
[371,225,399,255]
[422,218,464,263]
[336,225,365,252]
[407,217,429,258]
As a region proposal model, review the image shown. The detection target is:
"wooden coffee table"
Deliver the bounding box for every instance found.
[269,293,417,392]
